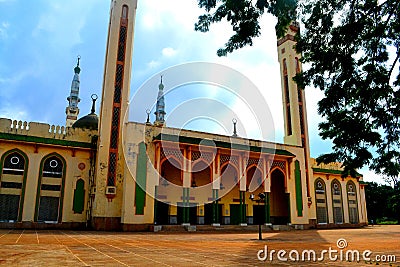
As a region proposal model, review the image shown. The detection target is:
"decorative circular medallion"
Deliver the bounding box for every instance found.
[49,159,58,168]
[78,163,86,170]
[10,156,20,165]
[334,183,339,190]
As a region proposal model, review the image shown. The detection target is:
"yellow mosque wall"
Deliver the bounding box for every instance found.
[0,118,96,227]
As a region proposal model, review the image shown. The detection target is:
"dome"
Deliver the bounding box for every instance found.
[72,113,98,131]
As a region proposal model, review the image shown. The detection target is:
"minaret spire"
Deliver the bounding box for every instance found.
[66,56,81,127]
[154,76,166,126]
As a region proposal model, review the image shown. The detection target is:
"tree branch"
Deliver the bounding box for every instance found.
[388,50,400,82]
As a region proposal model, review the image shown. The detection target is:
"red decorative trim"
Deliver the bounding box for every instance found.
[106,7,129,190]
[277,34,295,46]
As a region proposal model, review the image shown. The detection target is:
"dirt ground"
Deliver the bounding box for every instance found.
[0,225,399,266]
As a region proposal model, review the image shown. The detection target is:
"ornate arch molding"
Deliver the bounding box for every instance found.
[0,148,29,221]
[34,153,67,223]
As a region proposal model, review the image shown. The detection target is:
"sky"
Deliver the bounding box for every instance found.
[0,0,386,184]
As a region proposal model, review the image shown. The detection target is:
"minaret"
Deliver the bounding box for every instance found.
[65,56,81,127]
[93,0,137,228]
[277,21,312,198]
[154,76,166,126]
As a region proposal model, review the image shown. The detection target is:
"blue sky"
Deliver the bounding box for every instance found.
[0,0,385,183]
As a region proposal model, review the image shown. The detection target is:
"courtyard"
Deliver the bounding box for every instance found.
[0,225,398,266]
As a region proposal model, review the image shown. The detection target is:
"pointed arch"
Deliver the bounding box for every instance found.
[160,155,182,169]
[35,153,66,223]
[246,164,263,192]
[121,5,128,19]
[220,161,239,172]
[219,162,239,191]
[0,149,29,222]
[160,156,183,186]
[314,178,328,224]
[270,168,289,224]
[270,166,285,177]
[331,179,344,224]
[192,159,212,187]
[347,181,359,224]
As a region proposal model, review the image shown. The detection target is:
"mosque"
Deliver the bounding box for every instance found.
[0,0,368,231]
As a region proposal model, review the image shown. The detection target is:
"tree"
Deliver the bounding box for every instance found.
[365,181,400,223]
[195,0,400,180]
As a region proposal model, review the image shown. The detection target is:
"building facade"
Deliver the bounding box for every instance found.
[0,0,367,230]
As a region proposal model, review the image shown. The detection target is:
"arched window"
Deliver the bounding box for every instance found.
[283,58,288,75]
[347,181,359,224]
[295,57,301,74]
[36,154,65,223]
[122,5,128,19]
[331,180,343,224]
[0,150,28,222]
[3,152,25,175]
[43,156,63,178]
[314,179,328,224]
[282,58,292,135]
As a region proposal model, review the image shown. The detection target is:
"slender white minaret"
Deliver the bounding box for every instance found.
[154,76,166,126]
[277,22,312,198]
[65,57,81,127]
[92,0,137,228]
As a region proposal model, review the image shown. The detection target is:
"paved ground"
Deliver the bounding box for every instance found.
[0,225,399,266]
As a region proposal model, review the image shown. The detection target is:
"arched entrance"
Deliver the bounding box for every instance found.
[247,166,265,225]
[155,157,182,225]
[219,163,239,225]
[192,160,212,225]
[270,169,289,224]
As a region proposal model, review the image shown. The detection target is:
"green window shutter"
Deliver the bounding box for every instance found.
[135,142,147,215]
[295,160,303,217]
[73,179,85,214]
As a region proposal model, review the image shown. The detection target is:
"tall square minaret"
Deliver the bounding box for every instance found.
[92,0,137,229]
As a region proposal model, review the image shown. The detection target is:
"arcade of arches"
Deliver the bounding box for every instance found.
[154,146,292,226]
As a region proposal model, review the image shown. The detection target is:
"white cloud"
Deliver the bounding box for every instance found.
[0,22,9,39]
[162,47,178,58]
[32,0,98,49]
[0,69,36,96]
[360,168,391,185]
[147,60,161,69]
[139,0,202,31]
[0,105,29,122]
[134,2,288,142]
[141,13,159,30]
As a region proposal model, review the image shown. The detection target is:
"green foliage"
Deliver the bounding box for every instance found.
[297,0,400,179]
[196,0,400,180]
[195,0,297,56]
[376,219,398,225]
[365,181,400,224]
